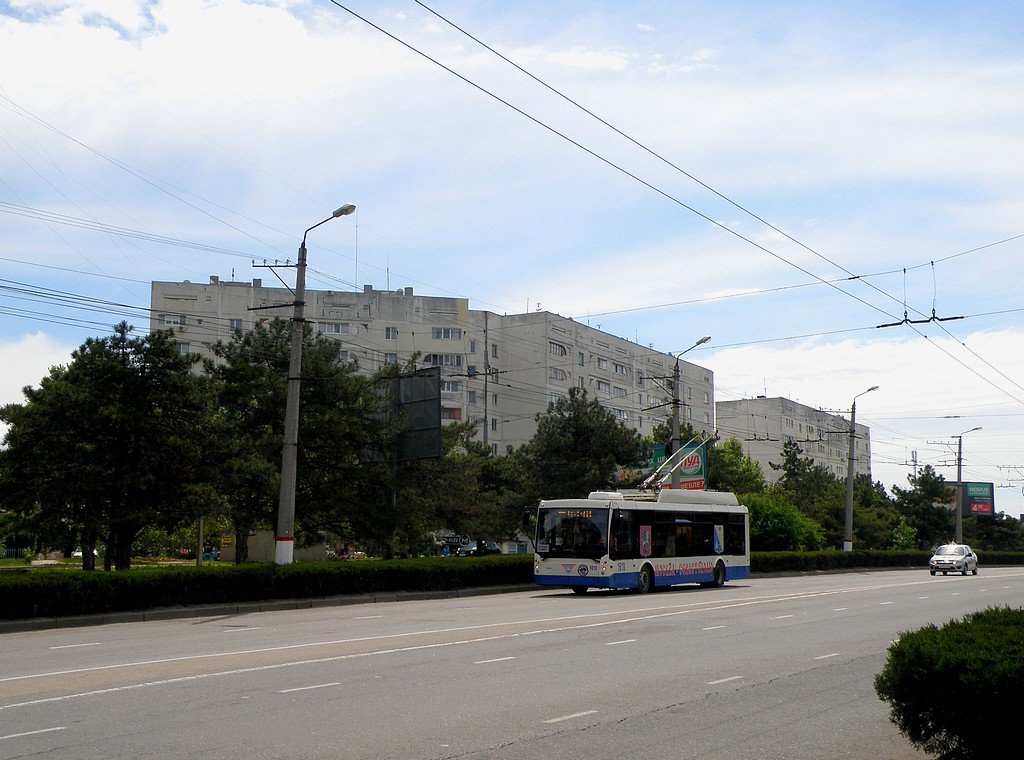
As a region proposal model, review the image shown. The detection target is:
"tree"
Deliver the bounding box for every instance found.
[0,323,219,569]
[770,440,846,547]
[208,320,395,560]
[743,490,824,551]
[516,387,647,503]
[707,438,767,494]
[891,465,954,549]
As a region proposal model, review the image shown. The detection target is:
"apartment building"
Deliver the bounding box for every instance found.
[715,396,872,483]
[150,277,715,453]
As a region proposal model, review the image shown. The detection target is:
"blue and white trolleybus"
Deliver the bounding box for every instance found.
[533,489,749,594]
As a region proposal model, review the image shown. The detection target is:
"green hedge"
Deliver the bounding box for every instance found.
[2,551,1022,621]
[0,555,534,620]
[874,606,1024,758]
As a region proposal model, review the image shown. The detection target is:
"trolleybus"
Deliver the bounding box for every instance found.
[533,489,749,593]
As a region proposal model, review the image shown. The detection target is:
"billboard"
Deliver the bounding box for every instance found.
[933,482,995,518]
[656,443,707,490]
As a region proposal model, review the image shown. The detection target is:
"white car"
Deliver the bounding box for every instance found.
[928,543,978,576]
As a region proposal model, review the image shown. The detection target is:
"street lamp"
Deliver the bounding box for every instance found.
[955,426,982,544]
[275,203,356,565]
[843,385,879,551]
[671,335,711,489]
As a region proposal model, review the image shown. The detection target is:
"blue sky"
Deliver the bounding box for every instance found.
[2,1,1023,517]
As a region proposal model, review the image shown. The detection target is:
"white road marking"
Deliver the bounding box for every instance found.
[278,682,343,693]
[702,625,726,631]
[0,726,66,740]
[353,615,383,620]
[879,601,893,605]
[473,656,515,664]
[832,607,848,611]
[772,614,794,619]
[221,627,262,633]
[605,639,635,646]
[707,675,743,685]
[49,642,100,650]
[917,596,929,600]
[543,710,597,724]
[814,653,840,660]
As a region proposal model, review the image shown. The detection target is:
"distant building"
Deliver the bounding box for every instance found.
[715,396,872,483]
[150,277,715,453]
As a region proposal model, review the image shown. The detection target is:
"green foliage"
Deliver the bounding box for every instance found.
[743,490,824,551]
[875,606,1024,758]
[892,465,955,549]
[516,387,647,502]
[890,516,918,550]
[708,438,767,494]
[0,323,221,571]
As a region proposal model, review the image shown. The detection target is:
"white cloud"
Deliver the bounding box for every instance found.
[0,332,75,409]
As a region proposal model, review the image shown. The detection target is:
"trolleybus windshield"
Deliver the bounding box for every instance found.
[535,507,610,560]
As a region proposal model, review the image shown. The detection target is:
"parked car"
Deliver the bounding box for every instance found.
[201,549,220,561]
[456,540,502,557]
[928,543,978,576]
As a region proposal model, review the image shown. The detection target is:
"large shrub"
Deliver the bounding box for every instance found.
[874,606,1024,758]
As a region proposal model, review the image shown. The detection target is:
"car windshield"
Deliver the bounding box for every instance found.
[936,545,965,556]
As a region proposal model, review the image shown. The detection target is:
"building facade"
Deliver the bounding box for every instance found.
[715,396,872,483]
[150,277,715,453]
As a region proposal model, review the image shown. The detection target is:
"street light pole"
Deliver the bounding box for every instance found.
[671,336,711,489]
[275,203,356,565]
[843,385,878,551]
[955,426,982,544]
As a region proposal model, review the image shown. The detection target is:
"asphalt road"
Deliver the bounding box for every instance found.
[2,567,1021,759]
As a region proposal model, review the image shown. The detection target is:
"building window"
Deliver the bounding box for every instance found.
[176,342,190,354]
[492,393,498,406]
[491,443,498,455]
[549,367,567,381]
[578,377,586,389]
[469,340,477,353]
[228,318,243,331]
[467,365,477,376]
[491,343,499,359]
[158,314,186,326]
[549,341,567,357]
[638,416,643,428]
[441,407,462,420]
[322,322,348,335]
[616,409,628,420]
[578,352,585,366]
[385,326,398,340]
[614,386,627,398]
[596,380,611,393]
[491,418,498,432]
[441,380,461,393]
[614,363,628,375]
[468,390,477,405]
[597,357,608,370]
[339,350,350,362]
[432,327,462,340]
[424,354,462,367]
[384,353,398,365]
[704,391,709,403]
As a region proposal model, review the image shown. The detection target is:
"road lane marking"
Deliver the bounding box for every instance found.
[473,656,515,664]
[49,643,100,650]
[544,710,597,724]
[707,675,743,685]
[702,625,726,631]
[814,653,840,660]
[1,726,66,740]
[832,607,847,612]
[279,682,343,693]
[917,596,929,600]
[772,614,794,619]
[879,601,893,605]
[605,639,635,646]
[353,616,383,620]
[221,628,262,633]
[10,573,1019,688]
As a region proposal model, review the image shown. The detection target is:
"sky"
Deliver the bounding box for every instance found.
[2,0,1023,519]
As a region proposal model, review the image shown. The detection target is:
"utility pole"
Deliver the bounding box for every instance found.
[844,385,878,551]
[955,427,982,543]
[275,204,355,565]
[671,336,711,489]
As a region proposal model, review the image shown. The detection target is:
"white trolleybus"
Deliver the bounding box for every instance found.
[533,489,749,594]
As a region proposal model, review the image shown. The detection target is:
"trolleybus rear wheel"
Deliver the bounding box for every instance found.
[637,565,654,594]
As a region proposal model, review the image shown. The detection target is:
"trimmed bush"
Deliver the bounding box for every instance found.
[874,606,1024,758]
